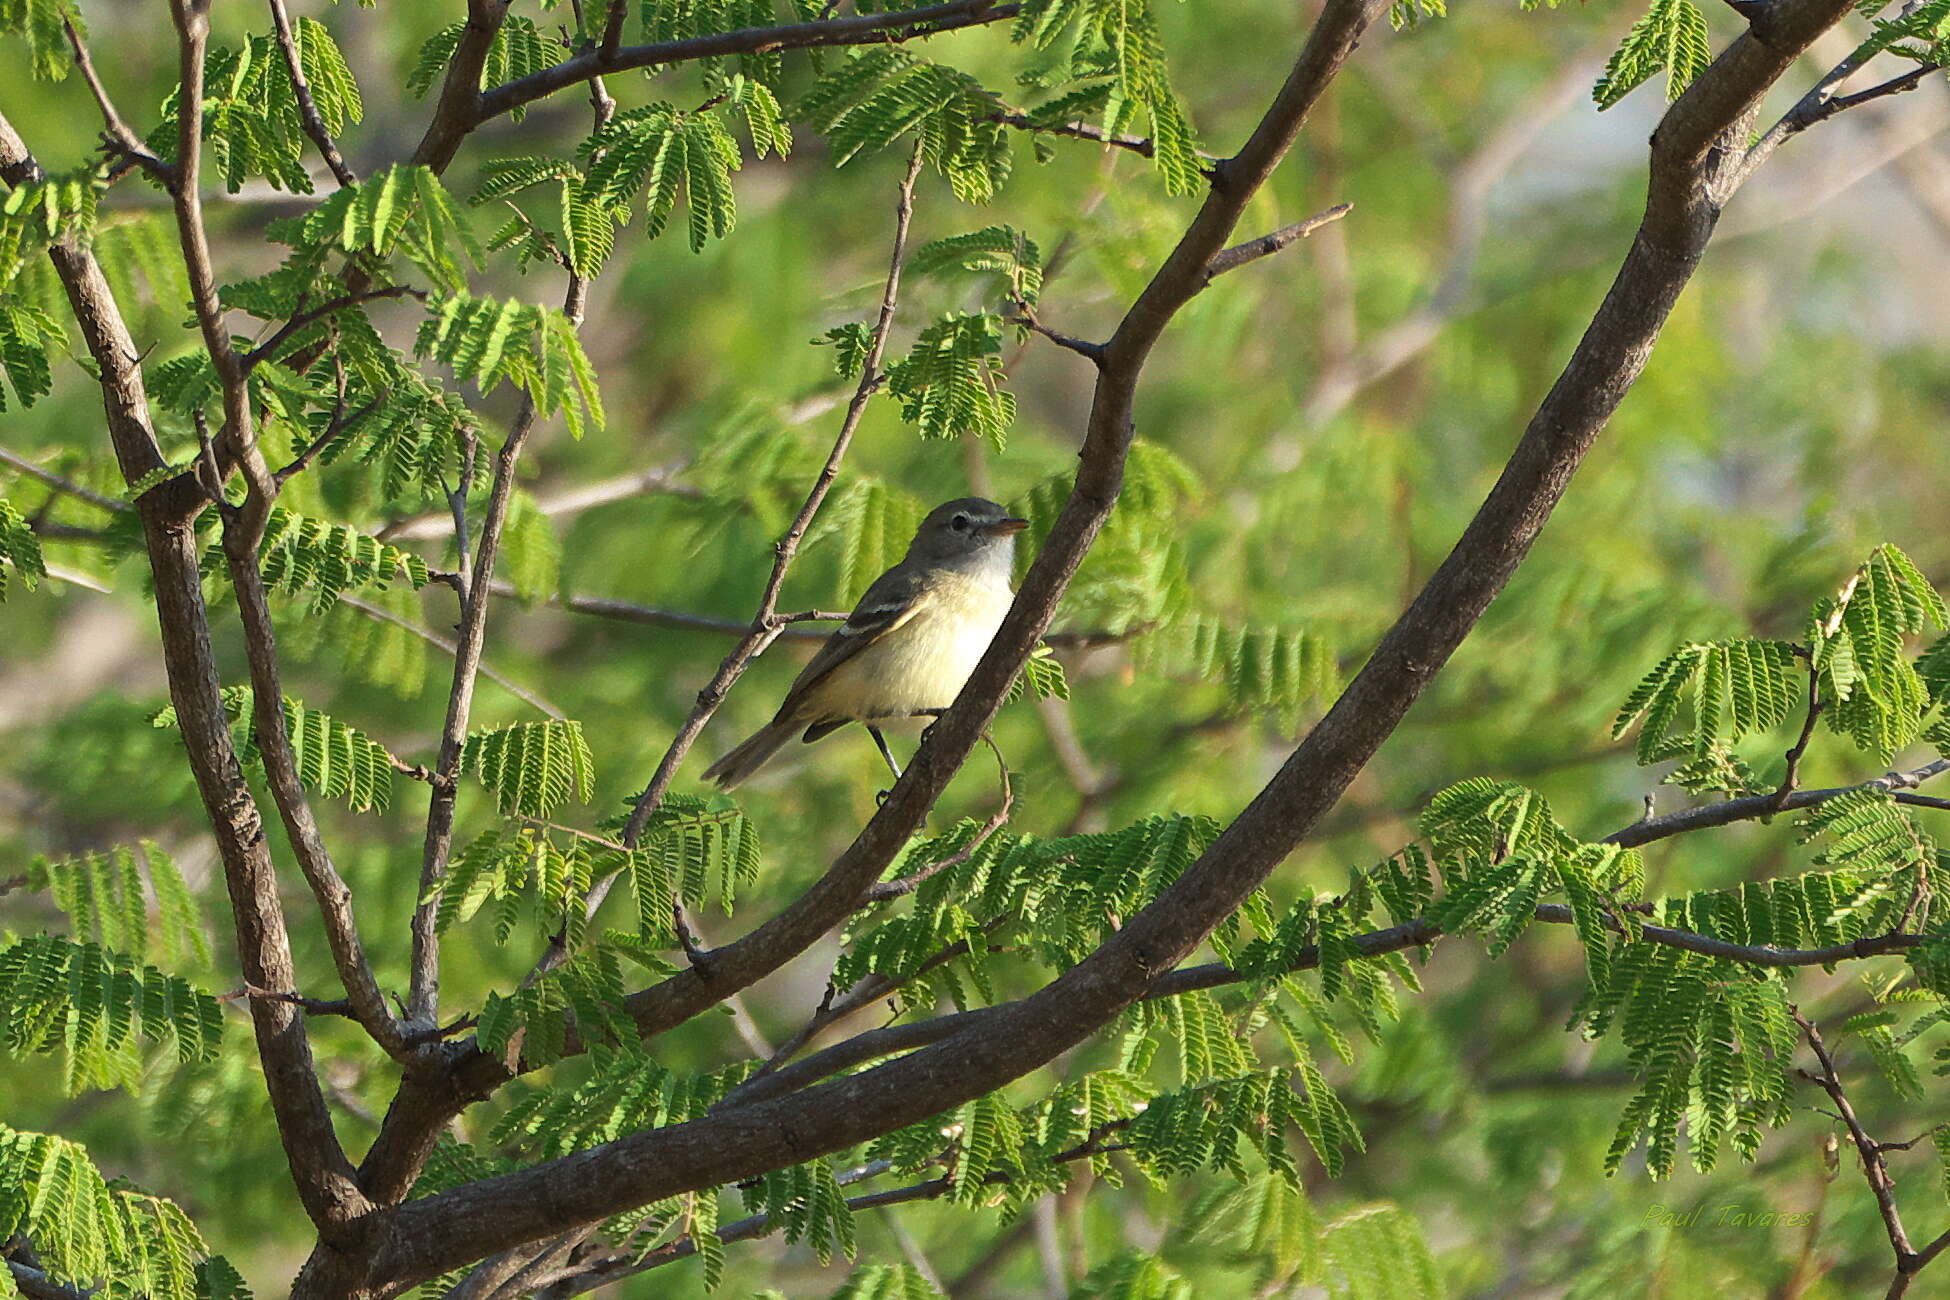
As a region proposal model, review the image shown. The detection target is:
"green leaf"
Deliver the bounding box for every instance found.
[0,496,46,598]
[462,719,595,817]
[1011,0,1203,193]
[885,312,1016,446]
[153,685,401,814]
[416,293,604,438]
[1593,0,1713,109]
[405,16,561,123]
[797,49,1016,202]
[297,164,479,294]
[0,298,64,410]
[910,224,1044,308]
[206,506,430,614]
[0,1121,216,1299]
[0,0,75,81]
[582,103,742,252]
[0,935,223,1093]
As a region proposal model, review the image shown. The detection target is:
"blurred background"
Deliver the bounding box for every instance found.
[4,0,1950,1294]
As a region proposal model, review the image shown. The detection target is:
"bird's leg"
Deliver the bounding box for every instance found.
[914,708,944,745]
[867,724,904,787]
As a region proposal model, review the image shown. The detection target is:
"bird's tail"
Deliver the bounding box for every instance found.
[702,719,801,789]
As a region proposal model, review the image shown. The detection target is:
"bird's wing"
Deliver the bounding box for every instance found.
[774,564,926,721]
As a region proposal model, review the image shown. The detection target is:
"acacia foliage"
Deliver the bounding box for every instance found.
[3,0,1950,1296]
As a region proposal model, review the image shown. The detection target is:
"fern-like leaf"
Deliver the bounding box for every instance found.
[462,719,595,817]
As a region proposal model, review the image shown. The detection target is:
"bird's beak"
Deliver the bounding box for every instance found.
[986,517,1030,536]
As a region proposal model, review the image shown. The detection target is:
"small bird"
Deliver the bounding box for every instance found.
[703,497,1029,789]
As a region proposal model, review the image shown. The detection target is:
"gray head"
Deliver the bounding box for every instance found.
[905,497,1028,573]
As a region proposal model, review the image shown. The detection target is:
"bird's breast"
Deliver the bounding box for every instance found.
[823,575,1014,719]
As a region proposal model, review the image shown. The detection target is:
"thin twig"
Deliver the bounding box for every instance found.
[1790,1008,1939,1298]
[245,286,425,370]
[1202,202,1353,283]
[406,49,618,1028]
[525,1130,1122,1297]
[614,141,928,853]
[0,447,127,513]
[866,733,1013,900]
[1773,653,1824,810]
[62,15,171,181]
[266,0,358,187]
[988,110,1171,161]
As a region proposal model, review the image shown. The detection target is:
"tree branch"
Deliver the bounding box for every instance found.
[987,109,1177,161]
[0,106,370,1234]
[528,1142,1117,1298]
[245,286,425,371]
[1738,22,1945,186]
[1790,1008,1942,1298]
[467,1,1023,148]
[1201,202,1353,284]
[266,0,357,187]
[375,0,1397,1281]
[614,141,927,853]
[62,15,171,182]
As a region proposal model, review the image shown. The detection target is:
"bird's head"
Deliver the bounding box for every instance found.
[908,497,1029,570]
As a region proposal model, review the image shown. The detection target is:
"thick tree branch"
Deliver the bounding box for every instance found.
[367,1,1870,1283]
[0,104,369,1236]
[373,0,1392,1282]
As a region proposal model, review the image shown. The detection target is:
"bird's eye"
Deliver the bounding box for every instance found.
[951,514,969,532]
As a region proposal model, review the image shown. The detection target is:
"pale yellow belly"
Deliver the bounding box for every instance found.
[814,582,1012,721]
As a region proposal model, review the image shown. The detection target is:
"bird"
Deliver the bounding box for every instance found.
[703,496,1029,789]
